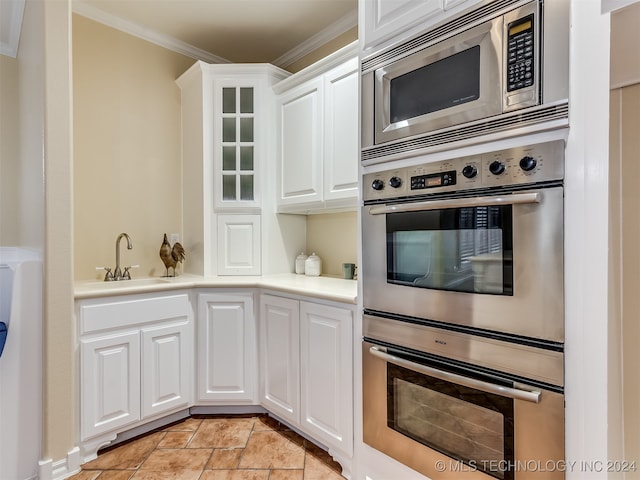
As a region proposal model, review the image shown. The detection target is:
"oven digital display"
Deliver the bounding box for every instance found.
[410,170,456,190]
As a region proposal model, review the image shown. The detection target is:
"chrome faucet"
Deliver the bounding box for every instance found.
[113,232,133,281]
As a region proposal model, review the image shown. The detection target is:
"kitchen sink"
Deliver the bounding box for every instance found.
[76,277,173,290]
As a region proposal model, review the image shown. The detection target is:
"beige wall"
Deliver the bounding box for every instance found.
[0,55,19,245]
[306,211,358,277]
[73,15,194,280]
[0,15,47,250]
[610,3,640,477]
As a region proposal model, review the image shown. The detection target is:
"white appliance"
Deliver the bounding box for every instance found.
[0,248,42,480]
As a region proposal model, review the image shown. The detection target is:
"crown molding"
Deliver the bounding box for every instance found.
[271,8,358,69]
[71,0,231,64]
[71,1,357,69]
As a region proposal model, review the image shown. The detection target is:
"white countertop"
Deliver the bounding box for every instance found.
[74,273,358,304]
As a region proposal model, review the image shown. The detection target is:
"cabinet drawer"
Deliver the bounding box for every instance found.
[80,294,190,334]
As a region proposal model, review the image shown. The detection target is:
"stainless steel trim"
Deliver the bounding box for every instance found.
[369,345,541,403]
[361,101,569,159]
[364,314,564,386]
[369,192,540,215]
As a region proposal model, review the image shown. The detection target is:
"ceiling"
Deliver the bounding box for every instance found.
[72,0,358,68]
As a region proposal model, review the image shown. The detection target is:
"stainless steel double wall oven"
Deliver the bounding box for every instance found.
[361,141,566,479]
[359,0,569,476]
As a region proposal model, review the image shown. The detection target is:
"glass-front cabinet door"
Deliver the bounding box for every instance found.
[215,82,260,210]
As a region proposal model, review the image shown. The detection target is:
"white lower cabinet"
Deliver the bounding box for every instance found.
[300,301,353,456]
[259,295,300,424]
[81,331,141,439]
[197,292,257,403]
[259,293,353,458]
[79,293,192,442]
[141,322,191,418]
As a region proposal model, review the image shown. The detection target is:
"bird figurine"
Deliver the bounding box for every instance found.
[159,233,185,277]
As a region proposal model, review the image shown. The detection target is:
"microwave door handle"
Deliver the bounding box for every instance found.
[368,192,541,215]
[369,345,541,403]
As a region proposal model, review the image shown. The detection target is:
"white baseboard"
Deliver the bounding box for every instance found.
[38,447,81,480]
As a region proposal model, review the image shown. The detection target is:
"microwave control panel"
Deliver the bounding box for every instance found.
[506,15,535,92]
[363,140,564,202]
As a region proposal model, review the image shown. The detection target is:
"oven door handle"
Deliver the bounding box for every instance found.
[368,192,541,215]
[369,345,541,403]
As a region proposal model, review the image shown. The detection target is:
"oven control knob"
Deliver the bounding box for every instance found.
[519,155,537,172]
[489,160,506,175]
[371,179,385,191]
[462,165,478,179]
[389,176,402,188]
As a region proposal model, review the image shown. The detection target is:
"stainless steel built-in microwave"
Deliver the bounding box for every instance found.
[361,0,570,157]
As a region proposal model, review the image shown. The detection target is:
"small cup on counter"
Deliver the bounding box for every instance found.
[342,262,356,280]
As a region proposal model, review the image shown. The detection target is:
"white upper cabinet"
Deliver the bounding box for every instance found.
[359,0,482,53]
[177,63,289,276]
[274,42,359,214]
[217,214,261,275]
[277,77,324,207]
[361,0,442,51]
[323,58,360,204]
[177,63,289,213]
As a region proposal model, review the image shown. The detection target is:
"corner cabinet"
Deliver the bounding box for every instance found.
[197,291,257,404]
[274,42,359,214]
[176,63,290,276]
[78,292,193,444]
[259,293,354,465]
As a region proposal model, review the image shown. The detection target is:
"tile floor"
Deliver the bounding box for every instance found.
[69,415,346,480]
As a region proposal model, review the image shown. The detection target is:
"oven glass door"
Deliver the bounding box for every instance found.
[384,349,516,480]
[387,203,513,295]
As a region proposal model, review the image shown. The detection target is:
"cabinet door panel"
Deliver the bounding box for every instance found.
[198,293,256,403]
[81,332,140,440]
[142,322,191,418]
[324,58,359,203]
[363,0,443,50]
[217,214,261,275]
[259,295,300,424]
[278,79,323,206]
[300,301,353,455]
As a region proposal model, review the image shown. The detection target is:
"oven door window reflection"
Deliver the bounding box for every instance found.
[388,363,515,480]
[386,205,513,295]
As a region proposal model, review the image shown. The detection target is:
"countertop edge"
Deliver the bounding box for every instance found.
[74,274,358,305]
